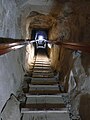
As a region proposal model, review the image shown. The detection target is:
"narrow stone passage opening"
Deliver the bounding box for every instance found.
[21,49,71,120]
[0,0,90,120]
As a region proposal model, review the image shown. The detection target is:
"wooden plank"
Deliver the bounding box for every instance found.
[31,81,57,85]
[0,42,26,55]
[33,70,53,73]
[29,84,59,90]
[26,95,64,104]
[22,103,65,110]
[31,77,55,81]
[29,89,61,95]
[22,110,70,120]
[32,75,54,78]
[26,94,62,98]
[29,84,59,88]
[32,72,54,76]
[54,41,90,53]
[21,108,68,113]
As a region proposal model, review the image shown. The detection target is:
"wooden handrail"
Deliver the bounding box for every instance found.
[0,37,27,55]
[51,41,90,53]
[0,37,90,55]
[0,43,26,55]
[62,42,90,53]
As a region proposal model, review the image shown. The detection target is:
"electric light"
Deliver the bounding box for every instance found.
[38,35,44,40]
[48,43,52,48]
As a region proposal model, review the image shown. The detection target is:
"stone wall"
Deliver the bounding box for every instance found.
[1,94,21,120]
[49,0,90,42]
[0,0,26,114]
[50,44,60,71]
[0,0,21,38]
[25,44,35,72]
[49,1,90,119]
[0,47,25,112]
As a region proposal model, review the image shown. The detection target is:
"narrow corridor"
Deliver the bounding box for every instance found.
[0,0,90,120]
[21,49,70,120]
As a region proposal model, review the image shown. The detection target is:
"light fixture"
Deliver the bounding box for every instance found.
[48,43,52,48]
[38,35,44,40]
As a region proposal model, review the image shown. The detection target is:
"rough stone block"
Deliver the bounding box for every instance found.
[1,94,21,120]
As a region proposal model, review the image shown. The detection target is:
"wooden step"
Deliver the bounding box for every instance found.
[32,72,54,76]
[34,64,51,67]
[34,64,50,66]
[22,109,70,120]
[21,108,68,113]
[26,94,62,98]
[34,65,51,69]
[25,95,64,104]
[31,80,57,85]
[32,75,54,78]
[32,62,50,65]
[33,68,52,72]
[32,74,54,78]
[22,103,65,110]
[29,85,59,90]
[34,66,51,69]
[34,62,50,64]
[31,77,56,81]
[28,89,61,95]
[33,70,53,73]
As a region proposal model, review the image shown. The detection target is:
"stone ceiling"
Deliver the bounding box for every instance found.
[16,0,55,15]
[15,0,73,16]
[15,0,90,40]
[16,0,57,38]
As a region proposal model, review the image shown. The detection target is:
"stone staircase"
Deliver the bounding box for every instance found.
[21,54,70,120]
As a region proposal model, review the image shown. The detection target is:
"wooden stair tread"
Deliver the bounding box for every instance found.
[22,103,65,110]
[32,75,54,78]
[29,90,61,95]
[31,81,57,85]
